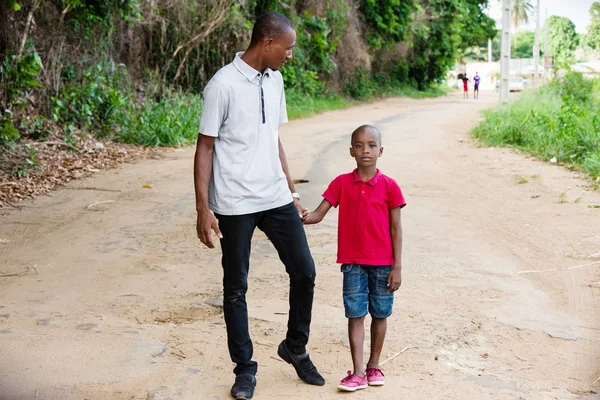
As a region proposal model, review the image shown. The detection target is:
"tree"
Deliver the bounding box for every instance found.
[512,0,533,47]
[545,16,578,65]
[512,31,535,58]
[587,2,600,49]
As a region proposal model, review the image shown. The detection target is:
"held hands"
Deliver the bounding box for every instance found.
[301,208,316,224]
[293,198,304,219]
[387,266,402,293]
[196,209,223,249]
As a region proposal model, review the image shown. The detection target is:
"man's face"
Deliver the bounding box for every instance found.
[265,27,296,71]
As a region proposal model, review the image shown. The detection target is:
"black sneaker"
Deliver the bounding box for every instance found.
[277,340,325,386]
[230,374,256,400]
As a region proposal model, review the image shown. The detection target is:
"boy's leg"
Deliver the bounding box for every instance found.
[367,317,387,369]
[366,266,394,369]
[341,264,369,375]
[349,317,366,376]
[215,212,259,377]
[338,264,369,392]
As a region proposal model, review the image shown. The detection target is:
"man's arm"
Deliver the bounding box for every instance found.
[387,207,403,292]
[194,134,222,248]
[278,138,302,217]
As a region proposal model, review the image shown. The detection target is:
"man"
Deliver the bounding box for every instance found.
[473,72,480,99]
[194,11,325,400]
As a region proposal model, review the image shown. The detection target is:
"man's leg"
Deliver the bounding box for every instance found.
[258,202,324,385]
[215,212,259,377]
[258,203,315,353]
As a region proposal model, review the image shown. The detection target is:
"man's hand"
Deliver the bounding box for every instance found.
[196,209,223,249]
[293,198,303,219]
[387,266,402,293]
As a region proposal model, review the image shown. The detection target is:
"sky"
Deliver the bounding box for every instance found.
[485,0,596,33]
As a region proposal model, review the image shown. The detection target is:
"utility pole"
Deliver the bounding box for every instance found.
[543,9,549,83]
[488,38,492,63]
[533,0,541,88]
[500,0,511,103]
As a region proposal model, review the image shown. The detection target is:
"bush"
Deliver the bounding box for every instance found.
[344,69,375,100]
[51,62,129,136]
[116,93,202,147]
[472,72,600,180]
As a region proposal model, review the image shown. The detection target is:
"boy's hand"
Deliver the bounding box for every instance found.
[301,208,310,221]
[387,267,402,292]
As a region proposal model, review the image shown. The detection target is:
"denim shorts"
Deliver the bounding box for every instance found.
[341,264,394,319]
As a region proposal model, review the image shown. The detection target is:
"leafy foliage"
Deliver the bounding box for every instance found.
[0,0,497,152]
[472,72,600,181]
[359,0,415,49]
[587,2,600,49]
[512,0,533,31]
[546,16,578,66]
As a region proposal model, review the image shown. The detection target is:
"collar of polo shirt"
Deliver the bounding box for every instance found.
[352,169,382,186]
[233,51,272,82]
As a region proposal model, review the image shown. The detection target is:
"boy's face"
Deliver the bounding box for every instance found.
[349,129,383,168]
[264,27,296,71]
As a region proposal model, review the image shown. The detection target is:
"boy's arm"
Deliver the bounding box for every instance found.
[387,207,403,292]
[302,199,333,224]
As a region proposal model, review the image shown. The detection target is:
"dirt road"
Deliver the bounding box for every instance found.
[1,91,599,400]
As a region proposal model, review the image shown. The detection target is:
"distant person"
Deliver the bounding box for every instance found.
[302,125,406,392]
[473,72,480,99]
[462,75,469,99]
[194,11,325,400]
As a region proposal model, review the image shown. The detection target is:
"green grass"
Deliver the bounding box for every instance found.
[115,93,202,147]
[471,72,600,182]
[380,84,452,99]
[287,90,351,120]
[114,83,450,147]
[286,84,450,120]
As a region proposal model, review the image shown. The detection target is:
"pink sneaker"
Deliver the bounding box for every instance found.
[366,367,385,386]
[337,371,368,392]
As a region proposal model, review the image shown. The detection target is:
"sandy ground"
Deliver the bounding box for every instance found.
[0,91,599,400]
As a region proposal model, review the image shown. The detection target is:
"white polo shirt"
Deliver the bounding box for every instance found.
[199,52,293,216]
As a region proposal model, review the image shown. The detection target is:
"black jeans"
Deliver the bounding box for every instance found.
[215,202,316,376]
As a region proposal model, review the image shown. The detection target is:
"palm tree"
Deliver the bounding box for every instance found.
[512,0,534,48]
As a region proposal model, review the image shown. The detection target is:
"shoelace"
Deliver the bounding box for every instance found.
[341,371,356,382]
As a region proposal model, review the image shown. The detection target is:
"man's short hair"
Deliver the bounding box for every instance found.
[250,12,293,46]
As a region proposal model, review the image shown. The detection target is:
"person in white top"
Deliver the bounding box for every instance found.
[193,11,324,400]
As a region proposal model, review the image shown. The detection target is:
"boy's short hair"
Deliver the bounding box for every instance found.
[250,12,293,46]
[351,125,382,146]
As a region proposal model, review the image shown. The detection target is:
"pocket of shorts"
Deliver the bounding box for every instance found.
[342,265,362,295]
[371,266,392,296]
[340,264,353,273]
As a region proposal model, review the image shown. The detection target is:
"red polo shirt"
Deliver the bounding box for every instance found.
[323,169,406,266]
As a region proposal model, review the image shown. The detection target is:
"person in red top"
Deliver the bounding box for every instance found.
[462,74,469,99]
[302,124,406,392]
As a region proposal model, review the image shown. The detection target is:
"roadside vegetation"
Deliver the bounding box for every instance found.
[471,71,600,184]
[0,0,491,206]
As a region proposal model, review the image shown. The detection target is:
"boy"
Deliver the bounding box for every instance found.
[302,125,406,392]
[473,72,480,99]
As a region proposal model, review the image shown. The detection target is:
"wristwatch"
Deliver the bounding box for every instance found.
[292,192,300,200]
